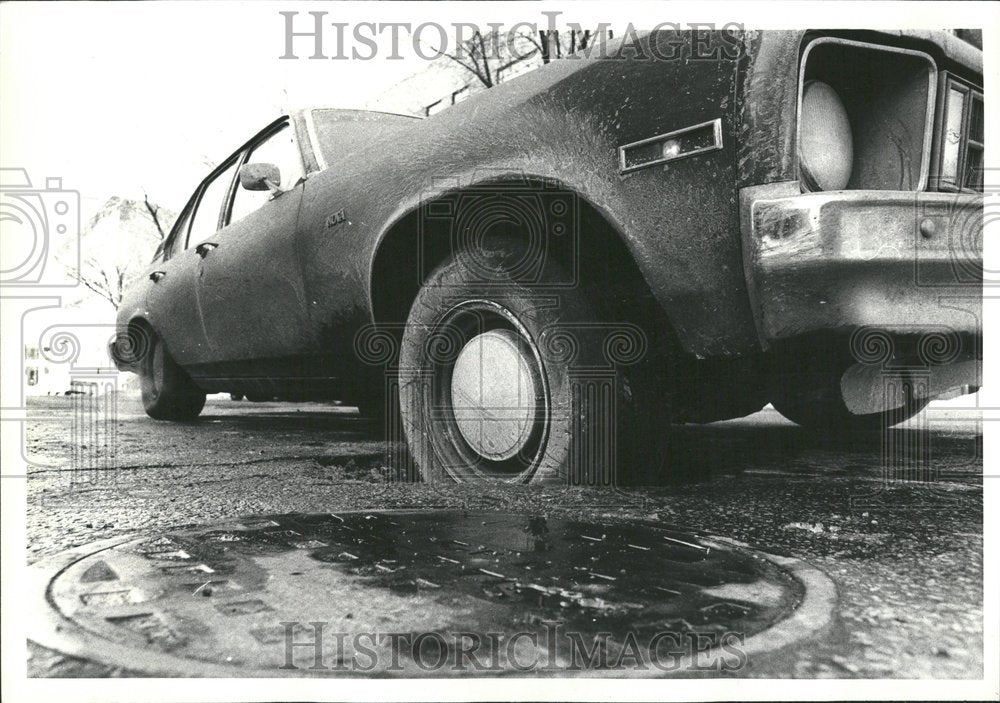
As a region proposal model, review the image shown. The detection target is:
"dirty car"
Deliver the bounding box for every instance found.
[111,29,984,485]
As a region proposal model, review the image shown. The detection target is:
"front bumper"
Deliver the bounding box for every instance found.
[108,338,131,373]
[741,184,983,346]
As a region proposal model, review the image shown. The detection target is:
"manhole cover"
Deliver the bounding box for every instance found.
[30,511,812,676]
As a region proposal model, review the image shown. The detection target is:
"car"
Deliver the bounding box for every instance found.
[111,29,984,486]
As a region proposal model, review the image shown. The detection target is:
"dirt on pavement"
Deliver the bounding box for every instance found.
[23,393,983,678]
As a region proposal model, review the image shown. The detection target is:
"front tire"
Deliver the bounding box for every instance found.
[140,335,206,420]
[397,238,668,485]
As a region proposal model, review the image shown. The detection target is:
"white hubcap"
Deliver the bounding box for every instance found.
[450,329,541,461]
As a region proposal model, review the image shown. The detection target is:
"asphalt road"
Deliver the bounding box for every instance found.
[24,393,983,678]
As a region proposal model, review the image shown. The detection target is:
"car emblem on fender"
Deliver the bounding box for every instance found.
[325,209,346,229]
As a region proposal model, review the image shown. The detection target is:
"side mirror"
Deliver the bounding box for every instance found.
[238,163,281,194]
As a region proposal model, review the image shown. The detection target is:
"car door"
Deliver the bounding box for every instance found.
[144,163,238,368]
[192,119,313,383]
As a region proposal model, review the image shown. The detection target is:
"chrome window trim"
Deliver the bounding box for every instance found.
[796,36,938,191]
[617,118,724,174]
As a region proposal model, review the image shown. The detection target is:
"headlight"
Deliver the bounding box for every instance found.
[799,80,853,191]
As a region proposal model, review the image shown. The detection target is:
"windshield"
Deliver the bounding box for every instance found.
[308,109,419,168]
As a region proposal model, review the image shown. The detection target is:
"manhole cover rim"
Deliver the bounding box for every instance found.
[27,510,835,678]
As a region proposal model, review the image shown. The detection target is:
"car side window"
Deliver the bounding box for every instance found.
[230,124,304,225]
[187,161,239,248]
[161,208,192,261]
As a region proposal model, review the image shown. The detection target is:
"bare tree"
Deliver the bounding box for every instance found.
[142,189,169,240]
[76,259,128,310]
[434,26,614,92]
[436,29,500,88]
[62,195,175,310]
[521,28,609,63]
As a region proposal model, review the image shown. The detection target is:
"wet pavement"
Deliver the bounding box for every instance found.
[23,394,984,677]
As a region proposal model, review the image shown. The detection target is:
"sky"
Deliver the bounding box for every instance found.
[1,1,473,367]
[1,1,645,324]
[3,2,993,219]
[0,3,445,218]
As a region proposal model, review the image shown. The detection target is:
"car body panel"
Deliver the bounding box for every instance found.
[193,182,310,373]
[113,29,984,407]
[291,30,756,367]
[143,246,209,365]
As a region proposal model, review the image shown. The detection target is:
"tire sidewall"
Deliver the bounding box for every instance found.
[398,241,654,486]
[140,335,205,420]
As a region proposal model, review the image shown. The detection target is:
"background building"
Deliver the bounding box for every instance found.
[366,48,543,117]
[367,29,611,117]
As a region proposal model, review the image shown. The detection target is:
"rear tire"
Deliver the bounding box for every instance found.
[772,373,929,431]
[140,335,205,420]
[397,237,669,486]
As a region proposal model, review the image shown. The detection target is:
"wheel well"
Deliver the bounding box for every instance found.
[369,180,675,353]
[122,316,157,367]
[367,181,775,422]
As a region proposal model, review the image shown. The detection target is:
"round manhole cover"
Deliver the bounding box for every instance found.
[31,511,812,676]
